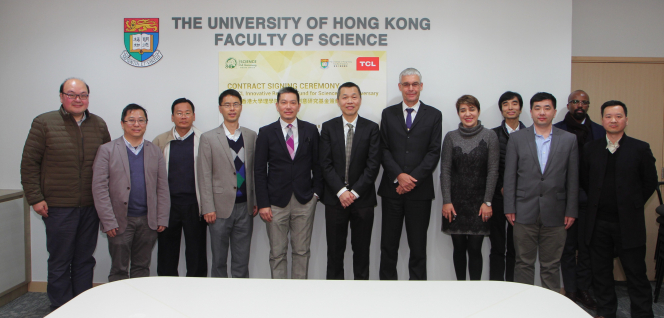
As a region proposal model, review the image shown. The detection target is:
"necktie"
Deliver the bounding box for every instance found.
[345,123,354,185]
[406,108,414,130]
[286,124,295,159]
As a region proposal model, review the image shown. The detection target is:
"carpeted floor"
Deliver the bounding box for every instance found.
[1,283,663,317]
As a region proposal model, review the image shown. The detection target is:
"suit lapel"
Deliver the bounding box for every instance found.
[349,117,364,164]
[293,119,306,160]
[525,126,542,175]
[333,117,347,167]
[115,138,131,182]
[543,128,561,175]
[273,120,290,160]
[215,126,236,167]
[409,103,426,131]
[392,103,409,132]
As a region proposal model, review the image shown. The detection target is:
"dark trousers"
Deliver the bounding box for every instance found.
[108,216,158,282]
[42,206,99,309]
[591,220,653,318]
[488,199,515,281]
[451,234,484,280]
[157,202,208,277]
[379,197,431,280]
[561,204,592,293]
[325,204,375,280]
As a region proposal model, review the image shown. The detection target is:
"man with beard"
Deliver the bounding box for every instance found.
[553,90,604,309]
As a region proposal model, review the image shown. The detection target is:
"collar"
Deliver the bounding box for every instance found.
[60,105,88,126]
[280,118,297,129]
[402,101,421,113]
[504,121,520,134]
[223,122,242,139]
[172,126,194,140]
[123,136,145,149]
[342,115,358,128]
[534,126,553,138]
[606,135,621,153]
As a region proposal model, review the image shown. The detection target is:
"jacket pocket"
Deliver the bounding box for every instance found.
[557,192,566,200]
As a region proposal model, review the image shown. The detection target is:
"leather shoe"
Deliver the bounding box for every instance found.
[566,291,577,302]
[576,290,597,310]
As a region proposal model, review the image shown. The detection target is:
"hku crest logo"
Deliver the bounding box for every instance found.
[120,18,163,67]
[321,59,329,69]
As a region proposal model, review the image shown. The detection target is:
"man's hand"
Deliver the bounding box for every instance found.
[501,187,504,196]
[339,191,355,208]
[252,206,258,216]
[479,203,492,222]
[106,228,119,238]
[442,203,456,223]
[506,213,516,226]
[33,200,48,218]
[396,173,417,192]
[564,216,575,230]
[204,212,216,224]
[157,226,167,233]
[259,207,273,222]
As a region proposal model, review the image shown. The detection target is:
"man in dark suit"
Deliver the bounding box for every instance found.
[255,87,324,279]
[490,91,527,282]
[378,68,442,280]
[581,100,658,318]
[320,82,381,280]
[554,90,604,309]
[504,92,578,292]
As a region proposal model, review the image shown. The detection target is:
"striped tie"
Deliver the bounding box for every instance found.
[286,124,295,159]
[345,123,354,185]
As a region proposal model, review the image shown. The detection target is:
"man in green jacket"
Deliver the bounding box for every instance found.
[21,78,111,309]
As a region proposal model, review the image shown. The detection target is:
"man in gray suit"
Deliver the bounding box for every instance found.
[503,92,578,291]
[198,89,257,278]
[92,104,170,281]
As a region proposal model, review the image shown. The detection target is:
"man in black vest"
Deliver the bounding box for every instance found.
[554,90,604,309]
[378,68,442,280]
[489,91,526,282]
[581,100,657,318]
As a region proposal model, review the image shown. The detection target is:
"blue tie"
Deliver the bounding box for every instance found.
[406,108,414,130]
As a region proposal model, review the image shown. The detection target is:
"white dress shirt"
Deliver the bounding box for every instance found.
[173,127,194,140]
[223,123,242,142]
[402,100,421,123]
[123,136,145,155]
[606,135,620,154]
[505,122,520,134]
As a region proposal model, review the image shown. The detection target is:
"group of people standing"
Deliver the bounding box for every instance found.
[21,69,658,318]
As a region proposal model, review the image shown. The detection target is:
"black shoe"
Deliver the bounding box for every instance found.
[576,290,597,310]
[566,291,578,302]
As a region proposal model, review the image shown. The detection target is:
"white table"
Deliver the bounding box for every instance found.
[47,277,591,317]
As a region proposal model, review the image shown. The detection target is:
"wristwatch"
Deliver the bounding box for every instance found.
[485,202,492,207]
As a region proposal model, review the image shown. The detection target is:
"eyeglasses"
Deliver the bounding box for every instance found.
[400,82,421,88]
[569,100,590,105]
[174,112,193,117]
[221,102,242,108]
[62,93,89,100]
[124,119,147,125]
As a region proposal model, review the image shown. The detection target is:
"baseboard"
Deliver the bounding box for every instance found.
[28,281,104,293]
[0,282,29,307]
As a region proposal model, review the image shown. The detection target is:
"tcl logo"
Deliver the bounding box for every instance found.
[356,57,379,71]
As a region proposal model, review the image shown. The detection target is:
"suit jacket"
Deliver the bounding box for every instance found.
[92,137,170,235]
[503,126,579,226]
[254,119,324,209]
[197,126,256,218]
[377,102,442,200]
[581,134,658,249]
[319,116,381,208]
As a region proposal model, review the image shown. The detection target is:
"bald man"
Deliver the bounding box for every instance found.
[553,90,605,309]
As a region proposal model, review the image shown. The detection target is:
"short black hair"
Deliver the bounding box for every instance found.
[498,91,523,111]
[59,77,90,94]
[171,98,195,114]
[529,92,557,110]
[336,82,362,100]
[121,103,148,122]
[277,87,300,103]
[600,100,627,116]
[219,89,243,105]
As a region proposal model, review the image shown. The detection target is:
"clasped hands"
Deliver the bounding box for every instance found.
[442,203,492,223]
[396,173,417,195]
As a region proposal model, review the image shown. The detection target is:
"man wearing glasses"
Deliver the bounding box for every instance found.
[553,90,604,309]
[92,104,170,281]
[152,98,207,277]
[198,89,257,278]
[21,78,110,309]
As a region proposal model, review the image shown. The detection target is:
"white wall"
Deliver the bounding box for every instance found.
[572,0,664,57]
[0,0,573,282]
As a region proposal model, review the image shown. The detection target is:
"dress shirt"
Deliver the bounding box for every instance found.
[222,123,242,142]
[606,135,620,154]
[279,118,298,154]
[173,126,194,140]
[77,112,87,126]
[402,100,421,123]
[337,115,360,199]
[505,122,520,134]
[123,136,145,155]
[534,128,552,173]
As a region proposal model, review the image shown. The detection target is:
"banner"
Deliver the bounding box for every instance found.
[218,51,387,128]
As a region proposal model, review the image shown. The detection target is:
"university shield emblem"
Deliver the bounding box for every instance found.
[120,18,163,67]
[321,59,329,69]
